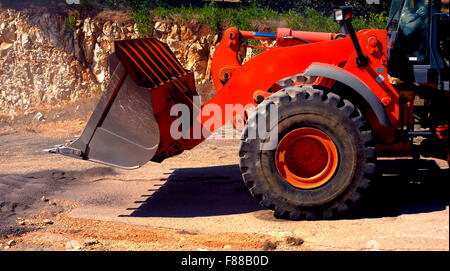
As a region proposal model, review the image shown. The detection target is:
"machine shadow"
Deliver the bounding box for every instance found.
[350,158,449,219]
[124,159,448,219]
[123,164,264,218]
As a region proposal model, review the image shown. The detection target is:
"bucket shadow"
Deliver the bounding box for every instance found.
[122,164,263,218]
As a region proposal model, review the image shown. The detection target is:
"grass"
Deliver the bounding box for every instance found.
[130,2,388,34]
[285,9,388,33]
[150,2,282,32]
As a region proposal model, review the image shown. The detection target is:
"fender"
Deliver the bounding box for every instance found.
[302,63,392,127]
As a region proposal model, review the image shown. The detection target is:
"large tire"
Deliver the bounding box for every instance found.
[239,86,376,220]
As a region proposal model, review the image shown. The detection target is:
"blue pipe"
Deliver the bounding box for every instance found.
[252,32,277,39]
[408,131,433,135]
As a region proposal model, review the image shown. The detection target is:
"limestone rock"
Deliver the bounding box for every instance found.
[0,6,219,117]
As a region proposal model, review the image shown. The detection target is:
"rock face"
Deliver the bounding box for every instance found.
[0,6,220,117]
[153,20,219,84]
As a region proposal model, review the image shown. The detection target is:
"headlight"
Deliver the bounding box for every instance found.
[333,6,353,23]
[334,10,344,21]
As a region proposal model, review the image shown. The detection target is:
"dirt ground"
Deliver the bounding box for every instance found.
[0,99,448,251]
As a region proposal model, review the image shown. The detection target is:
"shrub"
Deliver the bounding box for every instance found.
[130,4,154,37]
[65,11,80,32]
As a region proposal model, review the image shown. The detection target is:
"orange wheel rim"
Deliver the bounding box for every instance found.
[275,128,339,189]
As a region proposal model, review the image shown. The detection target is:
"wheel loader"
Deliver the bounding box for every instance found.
[49,0,449,220]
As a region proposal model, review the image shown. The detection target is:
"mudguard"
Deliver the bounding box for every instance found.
[303,64,392,127]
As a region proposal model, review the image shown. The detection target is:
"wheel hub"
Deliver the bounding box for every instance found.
[275,127,339,189]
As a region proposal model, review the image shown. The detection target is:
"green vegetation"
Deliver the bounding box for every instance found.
[131,4,154,37]
[151,2,282,32]
[65,0,96,32]
[65,11,80,32]
[285,9,388,33]
[71,1,388,34]
[129,1,387,34]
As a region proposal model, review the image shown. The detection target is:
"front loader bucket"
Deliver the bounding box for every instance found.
[49,38,198,169]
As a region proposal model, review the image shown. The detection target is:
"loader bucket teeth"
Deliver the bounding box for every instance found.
[52,38,198,169]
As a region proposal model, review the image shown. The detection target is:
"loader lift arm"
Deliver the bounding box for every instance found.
[50,8,401,169]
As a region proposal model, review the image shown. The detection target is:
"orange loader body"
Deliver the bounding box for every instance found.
[49,3,449,220]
